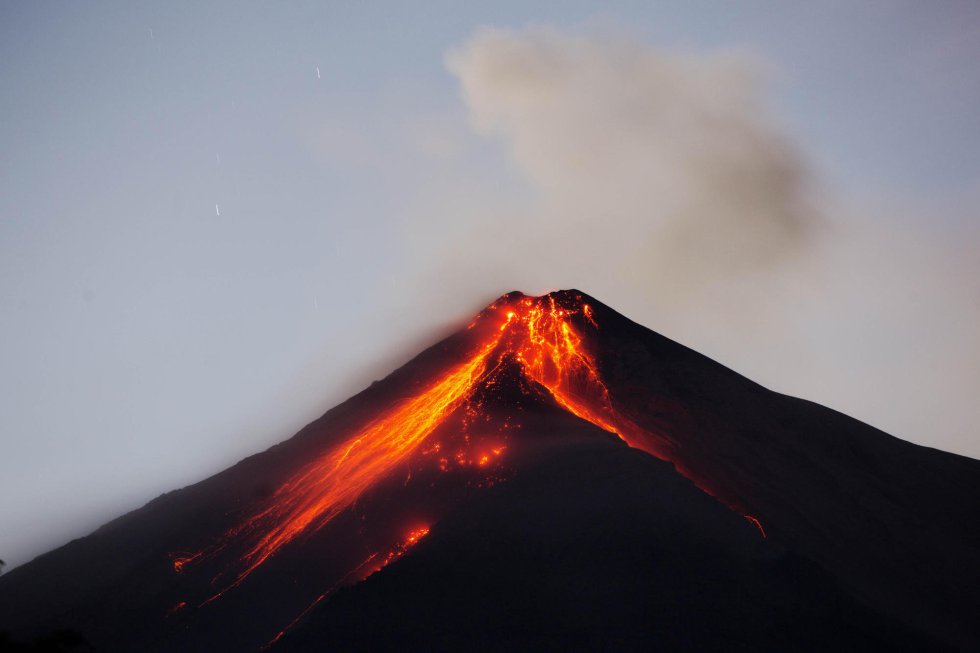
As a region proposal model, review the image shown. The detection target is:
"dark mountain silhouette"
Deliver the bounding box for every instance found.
[1,290,977,652]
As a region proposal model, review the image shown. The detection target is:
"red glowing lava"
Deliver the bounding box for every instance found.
[499,296,652,449]
[174,292,764,609]
[185,333,504,600]
[375,526,431,571]
[744,515,767,539]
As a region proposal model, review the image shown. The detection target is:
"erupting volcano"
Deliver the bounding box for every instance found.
[1,290,978,652]
[172,293,757,610]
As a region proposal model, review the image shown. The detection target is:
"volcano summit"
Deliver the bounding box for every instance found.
[1,290,978,652]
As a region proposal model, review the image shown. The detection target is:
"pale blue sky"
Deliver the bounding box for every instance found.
[2,1,978,569]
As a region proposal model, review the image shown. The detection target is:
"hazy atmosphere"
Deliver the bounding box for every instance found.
[2,2,978,570]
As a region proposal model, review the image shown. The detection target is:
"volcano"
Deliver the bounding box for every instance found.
[1,290,978,652]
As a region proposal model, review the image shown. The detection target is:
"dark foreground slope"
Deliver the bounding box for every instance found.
[1,289,977,652]
[573,291,980,650]
[280,439,945,652]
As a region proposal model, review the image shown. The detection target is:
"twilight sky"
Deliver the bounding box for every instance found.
[2,1,978,569]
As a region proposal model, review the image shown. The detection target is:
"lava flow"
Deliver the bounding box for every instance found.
[182,332,505,596]
[498,296,653,451]
[495,295,765,536]
[174,292,763,606]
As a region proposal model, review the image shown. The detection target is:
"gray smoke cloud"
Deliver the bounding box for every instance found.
[446,27,816,284]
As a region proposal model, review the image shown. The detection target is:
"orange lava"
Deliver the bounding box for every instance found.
[375,526,431,570]
[171,552,202,573]
[205,335,503,594]
[175,292,764,609]
[500,296,651,449]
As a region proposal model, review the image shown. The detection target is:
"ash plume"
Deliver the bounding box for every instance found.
[434,27,818,301]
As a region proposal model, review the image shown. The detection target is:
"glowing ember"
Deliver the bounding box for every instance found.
[376,526,431,569]
[171,552,201,574]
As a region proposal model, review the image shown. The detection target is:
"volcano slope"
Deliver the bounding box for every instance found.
[0,290,977,652]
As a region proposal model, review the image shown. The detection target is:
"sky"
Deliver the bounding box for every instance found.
[1,1,978,570]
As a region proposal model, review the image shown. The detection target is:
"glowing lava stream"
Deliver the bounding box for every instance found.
[185,333,505,597]
[178,293,764,604]
[502,297,650,448]
[501,296,766,537]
